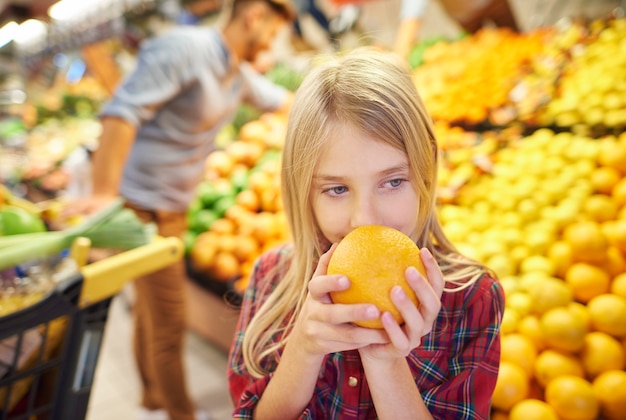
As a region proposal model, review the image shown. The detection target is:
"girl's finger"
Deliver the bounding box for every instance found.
[419,248,445,298]
[406,267,441,333]
[380,311,411,352]
[313,242,338,277]
[320,302,381,326]
[308,274,349,301]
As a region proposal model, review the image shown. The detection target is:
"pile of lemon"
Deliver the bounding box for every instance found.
[438,128,626,420]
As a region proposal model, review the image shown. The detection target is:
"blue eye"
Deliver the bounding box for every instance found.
[321,185,348,196]
[331,186,347,195]
[389,179,403,188]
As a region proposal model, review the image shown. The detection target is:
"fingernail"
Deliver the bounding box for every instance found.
[366,305,379,318]
[420,247,432,260]
[338,276,349,288]
[393,285,406,299]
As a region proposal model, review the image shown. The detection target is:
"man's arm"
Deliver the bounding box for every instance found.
[63,116,137,217]
[92,116,137,198]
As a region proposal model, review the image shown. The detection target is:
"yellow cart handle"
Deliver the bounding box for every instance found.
[78,236,184,308]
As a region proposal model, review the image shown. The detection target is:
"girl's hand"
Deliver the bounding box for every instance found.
[291,244,390,357]
[359,248,445,361]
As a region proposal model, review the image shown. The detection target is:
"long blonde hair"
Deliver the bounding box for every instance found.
[242,48,488,378]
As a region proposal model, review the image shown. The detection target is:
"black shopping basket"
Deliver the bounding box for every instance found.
[0,236,184,420]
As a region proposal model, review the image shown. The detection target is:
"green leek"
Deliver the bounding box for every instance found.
[0,199,156,271]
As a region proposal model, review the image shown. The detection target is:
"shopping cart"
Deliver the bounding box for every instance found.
[0,236,184,420]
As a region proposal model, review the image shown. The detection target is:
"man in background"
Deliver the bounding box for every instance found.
[67,1,294,419]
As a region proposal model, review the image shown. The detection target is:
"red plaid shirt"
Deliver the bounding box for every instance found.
[228,245,504,419]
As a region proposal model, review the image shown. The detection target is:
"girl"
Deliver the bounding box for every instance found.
[228,48,504,419]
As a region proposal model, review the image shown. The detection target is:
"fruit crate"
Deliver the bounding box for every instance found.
[0,236,183,419]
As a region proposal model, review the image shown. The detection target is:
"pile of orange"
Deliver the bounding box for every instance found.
[413,28,547,125]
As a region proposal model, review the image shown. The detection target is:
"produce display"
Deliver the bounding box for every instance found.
[412,18,626,131]
[437,126,626,419]
[187,112,290,292]
[1,10,625,418]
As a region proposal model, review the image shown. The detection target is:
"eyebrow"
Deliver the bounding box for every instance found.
[312,164,410,182]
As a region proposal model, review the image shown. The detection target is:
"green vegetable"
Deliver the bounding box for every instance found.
[0,206,46,235]
[189,209,218,233]
[266,62,304,92]
[0,199,156,270]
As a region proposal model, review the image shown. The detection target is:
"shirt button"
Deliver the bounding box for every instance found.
[348,376,358,387]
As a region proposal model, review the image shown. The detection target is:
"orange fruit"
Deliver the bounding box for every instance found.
[509,399,558,420]
[525,276,573,316]
[492,361,529,412]
[540,306,588,353]
[205,150,235,177]
[562,221,609,264]
[236,190,260,212]
[598,140,626,173]
[580,331,625,379]
[232,235,260,263]
[238,119,271,145]
[592,370,626,420]
[210,218,236,235]
[612,178,626,208]
[518,315,546,351]
[209,252,240,282]
[328,225,425,329]
[583,194,619,223]
[501,333,538,377]
[251,212,280,244]
[611,272,626,299]
[601,246,626,277]
[568,302,591,330]
[547,241,573,278]
[545,375,599,420]
[564,263,611,303]
[534,349,585,388]
[190,231,219,271]
[603,219,626,253]
[590,166,622,194]
[587,294,626,337]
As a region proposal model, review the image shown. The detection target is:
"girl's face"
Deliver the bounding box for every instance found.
[311,124,420,247]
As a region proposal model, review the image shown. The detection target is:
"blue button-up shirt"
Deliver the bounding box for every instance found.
[100,26,288,212]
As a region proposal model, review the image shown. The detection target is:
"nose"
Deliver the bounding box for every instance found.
[350,194,379,229]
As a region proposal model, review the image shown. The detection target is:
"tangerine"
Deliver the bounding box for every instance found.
[582,194,619,223]
[545,375,599,420]
[492,361,529,412]
[592,370,626,420]
[580,331,625,380]
[587,294,626,338]
[509,399,558,420]
[540,306,588,353]
[562,221,609,264]
[611,272,626,299]
[564,263,610,303]
[534,349,585,388]
[328,225,426,329]
[501,333,538,377]
[590,166,622,194]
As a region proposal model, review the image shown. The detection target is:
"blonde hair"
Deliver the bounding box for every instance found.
[242,48,488,378]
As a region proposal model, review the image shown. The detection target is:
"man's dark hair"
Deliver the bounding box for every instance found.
[231,0,296,21]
